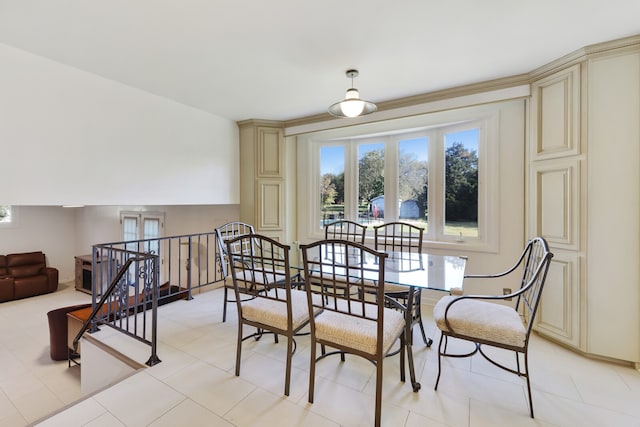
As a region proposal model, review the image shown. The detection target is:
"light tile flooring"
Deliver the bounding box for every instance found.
[1,281,639,426]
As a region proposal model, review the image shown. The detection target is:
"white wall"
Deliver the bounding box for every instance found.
[0,206,77,280]
[0,205,240,282]
[0,43,239,205]
[74,205,240,255]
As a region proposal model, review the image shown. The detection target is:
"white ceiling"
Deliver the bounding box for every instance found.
[1,0,639,122]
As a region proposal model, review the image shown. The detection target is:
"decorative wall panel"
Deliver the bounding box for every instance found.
[257,127,283,177]
[536,252,581,348]
[530,64,580,159]
[257,180,282,230]
[530,159,580,250]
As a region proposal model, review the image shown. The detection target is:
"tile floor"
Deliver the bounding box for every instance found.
[1,281,639,426]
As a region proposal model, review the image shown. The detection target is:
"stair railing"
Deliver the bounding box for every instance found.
[71,231,224,367]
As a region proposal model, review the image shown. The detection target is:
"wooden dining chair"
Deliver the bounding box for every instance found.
[215,221,256,322]
[300,239,419,427]
[433,236,553,417]
[374,221,431,346]
[226,233,314,396]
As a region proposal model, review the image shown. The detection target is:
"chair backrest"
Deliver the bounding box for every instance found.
[215,221,255,278]
[515,237,554,336]
[301,239,389,351]
[324,220,366,244]
[373,222,423,254]
[226,233,292,301]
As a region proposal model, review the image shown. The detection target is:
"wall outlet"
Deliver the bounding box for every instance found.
[503,288,512,301]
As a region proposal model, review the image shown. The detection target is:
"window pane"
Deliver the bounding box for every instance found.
[320,146,345,227]
[358,142,385,225]
[398,137,428,230]
[144,218,160,254]
[123,217,138,251]
[444,129,479,238]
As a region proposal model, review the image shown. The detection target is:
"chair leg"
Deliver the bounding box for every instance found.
[434,334,446,390]
[222,286,228,322]
[284,337,293,396]
[235,322,243,376]
[374,358,383,427]
[399,332,406,382]
[309,341,316,403]
[524,351,534,418]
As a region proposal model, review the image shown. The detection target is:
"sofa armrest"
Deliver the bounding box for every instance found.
[44,267,59,293]
[0,276,14,302]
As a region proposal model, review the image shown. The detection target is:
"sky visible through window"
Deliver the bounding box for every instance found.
[320,129,478,175]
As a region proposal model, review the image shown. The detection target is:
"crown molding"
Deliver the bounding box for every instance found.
[238,33,640,131]
[282,73,530,130]
[237,119,285,129]
[529,33,640,80]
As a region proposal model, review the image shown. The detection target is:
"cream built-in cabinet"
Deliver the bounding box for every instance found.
[237,120,286,242]
[529,41,640,365]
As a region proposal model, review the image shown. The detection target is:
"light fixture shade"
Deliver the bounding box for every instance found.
[328,70,377,118]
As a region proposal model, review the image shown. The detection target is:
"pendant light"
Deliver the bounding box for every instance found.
[328,69,377,118]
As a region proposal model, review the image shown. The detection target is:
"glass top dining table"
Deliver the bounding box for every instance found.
[300,243,467,292]
[298,242,467,393]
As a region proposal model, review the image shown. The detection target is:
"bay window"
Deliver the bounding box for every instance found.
[300,106,498,249]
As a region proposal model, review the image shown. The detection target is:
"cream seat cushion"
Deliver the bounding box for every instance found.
[433,295,526,348]
[314,300,405,355]
[241,289,319,331]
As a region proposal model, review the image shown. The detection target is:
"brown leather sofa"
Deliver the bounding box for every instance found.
[0,251,59,302]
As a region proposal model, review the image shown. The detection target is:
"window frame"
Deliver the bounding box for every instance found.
[297,104,499,252]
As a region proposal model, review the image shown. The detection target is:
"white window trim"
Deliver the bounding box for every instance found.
[119,211,165,242]
[296,103,500,253]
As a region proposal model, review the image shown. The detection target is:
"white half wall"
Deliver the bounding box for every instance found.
[0,43,239,205]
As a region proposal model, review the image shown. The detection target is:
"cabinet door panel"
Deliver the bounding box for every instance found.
[257,127,283,177]
[535,252,581,348]
[529,158,580,250]
[257,179,283,230]
[530,64,580,160]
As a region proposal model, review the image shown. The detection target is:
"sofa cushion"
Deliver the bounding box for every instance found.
[9,264,43,278]
[7,251,46,267]
[14,275,48,299]
[0,255,7,276]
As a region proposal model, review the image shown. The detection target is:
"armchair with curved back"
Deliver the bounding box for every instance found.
[215,221,256,322]
[432,236,553,418]
[373,221,431,347]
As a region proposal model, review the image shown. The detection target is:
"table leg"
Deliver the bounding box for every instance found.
[405,286,421,392]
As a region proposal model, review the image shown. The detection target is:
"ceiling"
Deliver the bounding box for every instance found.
[1,0,639,122]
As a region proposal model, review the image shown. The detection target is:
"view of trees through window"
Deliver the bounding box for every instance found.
[445,130,479,237]
[320,146,345,223]
[319,127,479,239]
[358,143,385,221]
